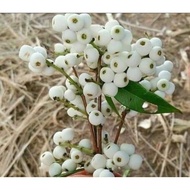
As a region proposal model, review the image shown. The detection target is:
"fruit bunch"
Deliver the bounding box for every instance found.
[19,13,178,177]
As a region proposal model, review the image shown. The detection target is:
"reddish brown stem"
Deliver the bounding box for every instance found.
[97,125,103,154]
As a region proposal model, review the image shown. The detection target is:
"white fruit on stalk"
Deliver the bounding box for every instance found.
[64,53,81,67]
[107,39,123,54]
[78,73,92,86]
[28,62,43,73]
[139,79,151,91]
[126,67,143,82]
[84,160,95,173]
[165,82,175,95]
[33,46,47,59]
[89,110,105,126]
[54,43,66,53]
[120,143,135,156]
[154,90,166,99]
[150,77,160,91]
[102,82,118,97]
[80,13,92,28]
[103,142,120,159]
[70,150,83,163]
[105,19,119,31]
[158,70,171,80]
[93,168,104,177]
[122,29,133,44]
[54,55,70,71]
[86,60,98,69]
[100,67,115,83]
[149,46,163,61]
[70,41,86,53]
[157,78,170,91]
[29,52,46,70]
[53,146,67,159]
[67,14,84,32]
[86,100,98,114]
[62,159,77,172]
[52,14,67,32]
[64,89,76,101]
[78,138,92,149]
[49,163,62,177]
[135,37,152,56]
[67,108,77,117]
[106,159,117,171]
[49,85,66,100]
[163,60,174,72]
[41,65,55,76]
[111,25,125,40]
[91,154,107,169]
[61,128,75,141]
[83,82,101,99]
[77,28,93,44]
[53,131,64,145]
[128,154,143,170]
[90,24,104,38]
[65,75,79,91]
[62,29,77,44]
[125,51,141,67]
[156,55,166,66]
[139,58,156,76]
[110,56,127,73]
[71,95,85,110]
[101,100,112,116]
[99,169,114,177]
[19,45,35,61]
[95,29,111,46]
[84,44,99,63]
[40,151,55,166]
[114,72,129,88]
[113,150,129,167]
[150,37,162,47]
[102,52,114,65]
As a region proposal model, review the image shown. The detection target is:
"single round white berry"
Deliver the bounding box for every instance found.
[107,39,123,54]
[84,160,96,174]
[90,24,104,38]
[149,46,163,61]
[19,45,36,61]
[93,168,104,177]
[86,100,98,114]
[157,78,170,91]
[122,29,133,44]
[89,110,105,126]
[53,146,67,159]
[52,14,67,32]
[33,46,47,59]
[49,85,66,101]
[49,163,62,177]
[62,29,77,44]
[113,150,129,167]
[128,154,143,170]
[67,14,85,31]
[95,29,111,46]
[102,82,118,97]
[156,55,166,66]
[70,149,83,163]
[105,19,119,31]
[84,44,99,63]
[111,25,125,40]
[163,60,174,72]
[139,58,156,76]
[110,56,128,73]
[86,60,98,69]
[64,53,81,67]
[67,108,77,117]
[135,38,152,56]
[126,67,143,82]
[40,151,55,166]
[65,75,79,92]
[64,89,76,102]
[120,143,135,156]
[106,159,117,171]
[125,51,141,67]
[54,43,66,54]
[28,62,43,73]
[150,37,162,47]
[77,28,93,44]
[29,52,46,70]
[139,79,151,91]
[70,41,86,53]
[61,128,75,142]
[158,70,171,80]
[154,90,166,98]
[165,82,175,95]
[99,169,114,177]
[102,52,114,65]
[78,138,92,149]
[70,95,85,110]
[42,65,55,76]
[101,100,112,116]
[103,142,120,159]
[114,72,129,88]
[80,13,92,28]
[53,131,64,145]
[78,73,92,86]
[91,154,107,169]
[62,159,77,172]
[83,82,101,99]
[100,67,115,83]
[54,55,70,71]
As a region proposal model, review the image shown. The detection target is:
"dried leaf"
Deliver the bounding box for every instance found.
[138,119,151,129]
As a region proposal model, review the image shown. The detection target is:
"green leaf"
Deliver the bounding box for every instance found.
[114,81,181,114]
[105,96,121,118]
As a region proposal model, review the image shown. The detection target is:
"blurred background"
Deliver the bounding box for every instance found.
[0,13,189,177]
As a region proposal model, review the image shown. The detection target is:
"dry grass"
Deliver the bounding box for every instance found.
[0,13,190,177]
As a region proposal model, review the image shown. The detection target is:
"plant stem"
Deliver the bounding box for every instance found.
[97,125,103,154]
[114,109,127,144]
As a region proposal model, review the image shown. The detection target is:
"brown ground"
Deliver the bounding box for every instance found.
[0,13,189,177]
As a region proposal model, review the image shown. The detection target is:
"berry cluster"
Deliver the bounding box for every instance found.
[19,13,176,177]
